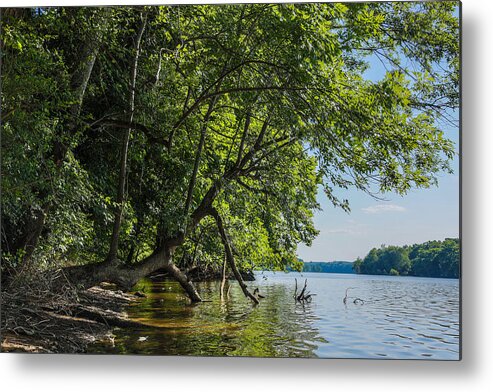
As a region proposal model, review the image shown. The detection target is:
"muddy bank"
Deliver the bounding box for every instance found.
[1,284,145,353]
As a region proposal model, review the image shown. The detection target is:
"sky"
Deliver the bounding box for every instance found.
[296,166,459,261]
[297,48,460,262]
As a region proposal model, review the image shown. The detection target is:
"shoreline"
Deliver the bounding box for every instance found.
[1,267,255,354]
[1,285,143,354]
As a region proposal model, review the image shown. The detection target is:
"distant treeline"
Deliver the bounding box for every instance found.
[353,238,459,278]
[302,261,355,274]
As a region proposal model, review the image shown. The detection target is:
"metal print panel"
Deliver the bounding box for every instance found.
[0,1,460,359]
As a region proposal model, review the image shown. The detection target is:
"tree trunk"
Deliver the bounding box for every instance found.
[107,13,147,262]
[10,209,46,265]
[62,243,202,302]
[54,8,108,166]
[183,91,221,218]
[210,208,259,304]
[162,262,202,302]
[220,254,227,300]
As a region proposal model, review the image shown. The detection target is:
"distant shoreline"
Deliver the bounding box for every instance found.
[264,270,459,280]
[282,256,460,279]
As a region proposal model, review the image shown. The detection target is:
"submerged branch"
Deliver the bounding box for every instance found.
[294,278,315,303]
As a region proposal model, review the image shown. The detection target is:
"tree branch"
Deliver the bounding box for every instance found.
[94,119,170,149]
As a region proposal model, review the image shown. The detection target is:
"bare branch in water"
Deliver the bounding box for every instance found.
[294,278,315,303]
[343,287,364,305]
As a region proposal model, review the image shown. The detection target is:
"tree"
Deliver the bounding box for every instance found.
[1,3,459,300]
[106,10,147,262]
[356,239,459,278]
[2,7,109,272]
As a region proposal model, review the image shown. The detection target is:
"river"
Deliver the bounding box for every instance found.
[89,272,460,360]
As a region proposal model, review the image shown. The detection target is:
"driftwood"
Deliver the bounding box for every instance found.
[343,287,365,305]
[294,278,315,303]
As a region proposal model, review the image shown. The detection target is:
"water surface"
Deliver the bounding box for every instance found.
[90,272,460,359]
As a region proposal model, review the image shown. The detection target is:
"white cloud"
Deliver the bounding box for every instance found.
[326,228,355,234]
[361,204,406,214]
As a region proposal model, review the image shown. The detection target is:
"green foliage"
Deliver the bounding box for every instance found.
[1,4,459,278]
[353,238,460,278]
[301,261,354,274]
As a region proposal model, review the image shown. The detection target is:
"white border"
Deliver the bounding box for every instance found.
[2,1,492,391]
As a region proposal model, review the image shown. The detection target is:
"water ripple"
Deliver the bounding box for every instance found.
[89,272,459,359]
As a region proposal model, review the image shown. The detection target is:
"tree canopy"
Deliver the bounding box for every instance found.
[1,3,459,300]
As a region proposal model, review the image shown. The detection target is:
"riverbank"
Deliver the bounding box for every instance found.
[1,264,256,354]
[1,284,144,353]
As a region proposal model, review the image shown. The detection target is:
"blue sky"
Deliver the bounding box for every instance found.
[297,164,459,261]
[297,49,460,262]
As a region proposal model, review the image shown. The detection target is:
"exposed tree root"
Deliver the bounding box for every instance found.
[1,277,151,353]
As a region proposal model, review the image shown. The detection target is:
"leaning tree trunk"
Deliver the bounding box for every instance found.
[58,174,231,302]
[183,85,222,218]
[210,208,259,304]
[58,112,253,301]
[107,13,147,262]
[62,242,202,302]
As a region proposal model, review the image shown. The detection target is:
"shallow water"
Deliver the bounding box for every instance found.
[89,272,460,359]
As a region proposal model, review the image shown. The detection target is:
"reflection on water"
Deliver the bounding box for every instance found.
[89,272,460,360]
